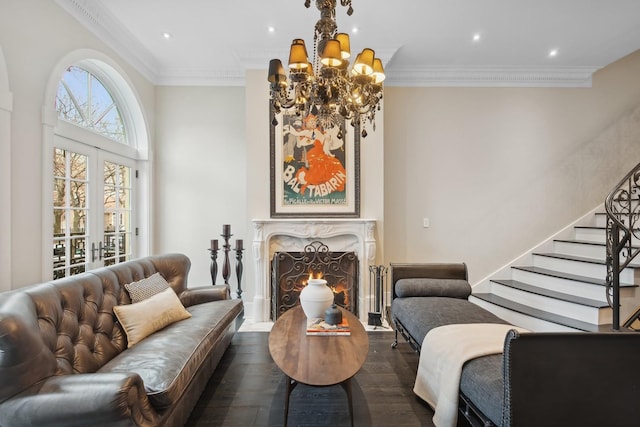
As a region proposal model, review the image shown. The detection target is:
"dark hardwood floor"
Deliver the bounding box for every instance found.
[185,331,436,427]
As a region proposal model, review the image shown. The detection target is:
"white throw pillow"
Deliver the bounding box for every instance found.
[113,287,192,348]
[124,272,171,303]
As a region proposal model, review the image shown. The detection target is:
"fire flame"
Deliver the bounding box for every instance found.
[308,271,324,280]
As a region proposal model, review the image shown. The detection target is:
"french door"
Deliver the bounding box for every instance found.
[52,135,135,279]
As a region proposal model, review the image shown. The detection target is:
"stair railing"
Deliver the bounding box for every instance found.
[605,162,640,330]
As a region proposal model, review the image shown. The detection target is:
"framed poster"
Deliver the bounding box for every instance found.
[270,107,360,218]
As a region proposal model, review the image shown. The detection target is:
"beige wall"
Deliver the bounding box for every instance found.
[154,86,246,287]
[384,50,640,283]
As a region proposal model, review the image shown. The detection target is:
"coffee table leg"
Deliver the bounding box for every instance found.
[339,378,354,427]
[284,376,298,427]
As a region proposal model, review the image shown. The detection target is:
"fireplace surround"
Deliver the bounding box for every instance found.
[251,219,377,322]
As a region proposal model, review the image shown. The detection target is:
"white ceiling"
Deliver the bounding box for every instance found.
[56,0,640,87]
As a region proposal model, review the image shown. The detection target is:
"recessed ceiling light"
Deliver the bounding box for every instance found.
[549,49,558,57]
[268,26,276,33]
[161,32,173,39]
[352,27,359,34]
[472,33,481,42]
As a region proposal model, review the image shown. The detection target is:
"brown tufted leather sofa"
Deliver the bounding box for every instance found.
[0,253,244,427]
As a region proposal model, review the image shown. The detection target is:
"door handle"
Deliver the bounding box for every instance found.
[91,242,105,262]
[91,242,99,262]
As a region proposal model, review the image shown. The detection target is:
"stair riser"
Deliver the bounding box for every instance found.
[532,255,636,283]
[553,241,605,259]
[595,214,608,228]
[553,241,632,264]
[490,282,611,324]
[470,297,582,332]
[511,269,612,300]
[574,228,606,243]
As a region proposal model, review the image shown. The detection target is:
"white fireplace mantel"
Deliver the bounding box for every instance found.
[251,218,377,322]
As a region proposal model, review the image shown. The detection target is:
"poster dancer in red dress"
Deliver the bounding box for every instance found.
[283,114,346,196]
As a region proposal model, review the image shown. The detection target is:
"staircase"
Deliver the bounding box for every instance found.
[470,208,640,332]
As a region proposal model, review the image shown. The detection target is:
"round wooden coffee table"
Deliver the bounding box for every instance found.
[268,305,369,427]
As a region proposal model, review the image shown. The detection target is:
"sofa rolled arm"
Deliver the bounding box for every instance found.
[502,330,640,427]
[0,372,160,427]
[180,284,230,306]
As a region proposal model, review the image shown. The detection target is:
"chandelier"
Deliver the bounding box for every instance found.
[267,0,385,138]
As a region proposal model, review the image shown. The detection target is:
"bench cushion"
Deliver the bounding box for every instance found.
[395,278,472,299]
[392,297,509,348]
[460,354,504,426]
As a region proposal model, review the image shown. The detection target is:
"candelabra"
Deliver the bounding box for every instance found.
[209,224,244,299]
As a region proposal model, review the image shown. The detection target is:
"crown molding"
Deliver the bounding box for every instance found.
[55,0,160,83]
[384,65,600,87]
[155,68,246,87]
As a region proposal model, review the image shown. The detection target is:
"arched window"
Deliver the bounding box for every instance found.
[56,66,126,143]
[44,51,149,280]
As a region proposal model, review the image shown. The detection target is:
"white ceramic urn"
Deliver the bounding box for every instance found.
[299,278,334,319]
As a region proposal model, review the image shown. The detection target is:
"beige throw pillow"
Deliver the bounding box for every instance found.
[113,287,192,348]
[124,272,171,303]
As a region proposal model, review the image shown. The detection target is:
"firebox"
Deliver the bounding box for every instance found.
[271,241,358,320]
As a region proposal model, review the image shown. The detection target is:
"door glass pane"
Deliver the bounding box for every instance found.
[103,161,131,266]
[52,148,89,279]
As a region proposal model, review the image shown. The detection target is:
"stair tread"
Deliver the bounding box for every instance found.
[491,279,608,308]
[472,293,613,332]
[512,265,637,287]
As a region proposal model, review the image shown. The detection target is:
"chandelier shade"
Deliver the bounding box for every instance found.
[267,0,384,137]
[288,39,310,70]
[320,39,343,67]
[335,33,351,59]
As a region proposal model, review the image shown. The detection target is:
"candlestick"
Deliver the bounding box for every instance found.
[221,226,232,285]
[235,247,244,299]
[208,246,219,285]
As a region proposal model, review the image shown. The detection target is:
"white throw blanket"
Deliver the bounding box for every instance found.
[413,323,529,427]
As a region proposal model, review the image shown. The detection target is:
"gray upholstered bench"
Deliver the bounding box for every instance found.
[389,262,640,427]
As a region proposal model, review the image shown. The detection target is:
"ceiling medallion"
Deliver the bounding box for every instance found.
[267,0,385,138]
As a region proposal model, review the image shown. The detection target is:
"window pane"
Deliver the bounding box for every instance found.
[104,161,117,185]
[120,188,130,210]
[53,148,65,178]
[70,152,87,181]
[69,209,86,234]
[53,179,65,207]
[70,237,86,264]
[119,164,130,187]
[54,210,66,235]
[70,181,87,208]
[55,66,127,144]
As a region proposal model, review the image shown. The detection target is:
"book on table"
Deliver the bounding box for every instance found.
[306,317,351,336]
